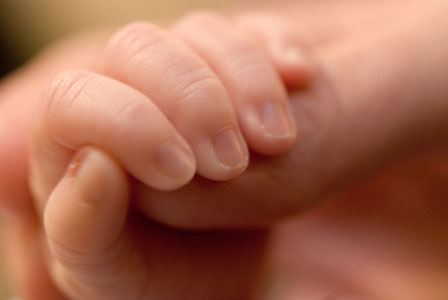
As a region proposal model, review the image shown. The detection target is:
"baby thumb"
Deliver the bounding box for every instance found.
[43,147,134,299]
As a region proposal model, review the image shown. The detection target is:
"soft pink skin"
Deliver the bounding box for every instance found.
[26,14,310,214]
[2,1,448,299]
[0,11,311,299]
[172,12,297,155]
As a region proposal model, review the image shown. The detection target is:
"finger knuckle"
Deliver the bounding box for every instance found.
[230,51,269,75]
[175,68,219,102]
[41,71,91,123]
[107,22,167,61]
[113,99,159,137]
[171,68,234,121]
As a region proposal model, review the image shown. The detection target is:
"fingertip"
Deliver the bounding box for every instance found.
[241,101,297,156]
[195,128,249,181]
[151,137,197,191]
[260,102,296,140]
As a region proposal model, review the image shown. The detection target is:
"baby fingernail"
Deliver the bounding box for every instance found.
[155,138,196,188]
[66,148,90,178]
[67,148,112,206]
[261,103,295,138]
[213,128,248,169]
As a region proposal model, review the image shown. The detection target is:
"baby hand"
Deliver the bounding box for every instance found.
[10,11,313,299]
[29,11,312,211]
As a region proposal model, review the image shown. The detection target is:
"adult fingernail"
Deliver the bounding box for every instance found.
[261,103,295,139]
[213,128,248,169]
[155,136,196,189]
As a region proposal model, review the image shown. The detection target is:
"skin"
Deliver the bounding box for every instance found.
[29,17,311,210]
[0,11,310,299]
[1,0,448,299]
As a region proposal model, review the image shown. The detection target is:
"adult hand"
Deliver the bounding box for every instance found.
[2,1,448,228]
[5,146,448,300]
[259,153,448,300]
[132,0,448,228]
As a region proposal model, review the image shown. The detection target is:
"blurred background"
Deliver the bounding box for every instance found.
[0,0,256,297]
[0,0,262,77]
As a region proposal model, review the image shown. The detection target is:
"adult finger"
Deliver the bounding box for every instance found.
[131,5,448,228]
